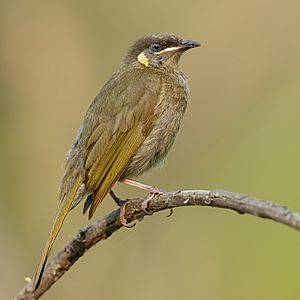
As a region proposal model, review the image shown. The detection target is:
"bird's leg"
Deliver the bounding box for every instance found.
[119,178,163,195]
[109,190,127,206]
[119,178,164,215]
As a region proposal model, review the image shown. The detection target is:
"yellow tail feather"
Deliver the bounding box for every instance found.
[32,177,82,290]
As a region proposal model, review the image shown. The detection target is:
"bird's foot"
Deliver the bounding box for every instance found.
[141,189,163,215]
[147,186,164,195]
[119,202,136,228]
[110,190,136,227]
[141,190,173,218]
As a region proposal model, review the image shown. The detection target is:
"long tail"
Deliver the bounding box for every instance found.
[32,177,82,291]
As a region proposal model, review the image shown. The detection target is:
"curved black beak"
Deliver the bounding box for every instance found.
[154,39,200,56]
[181,40,201,49]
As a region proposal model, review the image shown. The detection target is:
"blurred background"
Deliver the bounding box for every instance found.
[1,0,300,299]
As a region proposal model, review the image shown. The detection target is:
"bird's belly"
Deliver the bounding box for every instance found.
[122,95,187,179]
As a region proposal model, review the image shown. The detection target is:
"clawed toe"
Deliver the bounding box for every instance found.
[166,208,173,217]
[115,184,166,226]
[148,187,164,196]
[119,203,136,228]
[141,198,153,215]
[141,193,158,215]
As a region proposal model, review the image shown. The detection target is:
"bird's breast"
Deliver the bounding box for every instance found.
[123,72,189,178]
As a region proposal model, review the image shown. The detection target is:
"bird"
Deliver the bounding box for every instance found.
[32,33,199,290]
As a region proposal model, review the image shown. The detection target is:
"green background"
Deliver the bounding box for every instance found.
[1,1,300,299]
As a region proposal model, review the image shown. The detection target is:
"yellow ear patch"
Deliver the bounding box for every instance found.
[137,52,150,67]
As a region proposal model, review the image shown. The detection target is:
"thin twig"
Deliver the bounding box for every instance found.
[14,189,300,300]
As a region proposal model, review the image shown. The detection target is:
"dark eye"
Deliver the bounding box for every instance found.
[151,43,162,52]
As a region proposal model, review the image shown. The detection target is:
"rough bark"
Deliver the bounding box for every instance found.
[14,189,300,300]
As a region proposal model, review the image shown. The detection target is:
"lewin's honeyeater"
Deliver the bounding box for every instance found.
[33,33,199,290]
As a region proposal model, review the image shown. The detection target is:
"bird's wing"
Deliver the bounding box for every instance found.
[84,80,159,219]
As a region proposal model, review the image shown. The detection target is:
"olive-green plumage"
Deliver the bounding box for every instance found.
[32,34,199,290]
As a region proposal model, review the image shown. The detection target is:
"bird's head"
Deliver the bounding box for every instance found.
[124,34,200,70]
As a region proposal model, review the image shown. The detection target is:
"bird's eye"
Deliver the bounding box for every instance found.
[151,43,162,52]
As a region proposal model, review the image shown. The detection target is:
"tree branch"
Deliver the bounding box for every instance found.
[14,189,300,300]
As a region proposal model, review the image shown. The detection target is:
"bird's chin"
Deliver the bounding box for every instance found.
[150,53,182,69]
[145,55,162,69]
[163,52,182,67]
